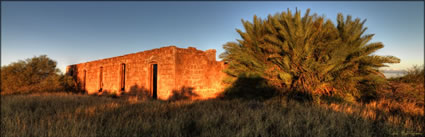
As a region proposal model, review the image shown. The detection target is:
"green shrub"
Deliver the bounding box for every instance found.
[1,55,70,94]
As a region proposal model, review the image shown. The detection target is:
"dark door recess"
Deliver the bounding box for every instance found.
[99,67,103,92]
[120,64,126,91]
[150,64,158,99]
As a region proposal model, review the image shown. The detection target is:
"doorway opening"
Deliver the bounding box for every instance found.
[150,64,158,99]
[83,70,87,92]
[120,63,126,92]
[99,67,103,92]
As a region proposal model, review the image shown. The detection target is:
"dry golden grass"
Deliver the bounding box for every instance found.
[3,93,413,137]
[322,98,424,133]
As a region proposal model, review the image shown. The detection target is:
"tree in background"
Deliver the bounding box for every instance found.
[220,8,400,103]
[1,55,73,94]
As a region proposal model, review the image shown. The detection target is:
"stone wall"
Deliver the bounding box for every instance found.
[175,47,226,99]
[67,46,226,100]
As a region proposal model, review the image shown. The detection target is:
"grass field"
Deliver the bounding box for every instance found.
[1,92,422,137]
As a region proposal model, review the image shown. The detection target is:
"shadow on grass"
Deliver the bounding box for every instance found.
[92,85,153,101]
[219,74,279,101]
[169,86,198,101]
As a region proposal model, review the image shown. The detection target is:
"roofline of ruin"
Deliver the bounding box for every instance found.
[68,45,217,66]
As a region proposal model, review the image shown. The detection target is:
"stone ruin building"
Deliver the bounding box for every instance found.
[66,46,227,100]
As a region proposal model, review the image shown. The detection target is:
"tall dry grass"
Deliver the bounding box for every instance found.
[322,99,424,134]
[2,93,414,137]
[1,65,423,137]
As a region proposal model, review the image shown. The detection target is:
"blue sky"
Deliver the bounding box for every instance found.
[2,2,424,73]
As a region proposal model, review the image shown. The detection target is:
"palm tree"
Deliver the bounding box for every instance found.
[220,8,399,102]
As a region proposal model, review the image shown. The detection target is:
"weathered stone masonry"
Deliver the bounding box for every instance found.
[66,46,227,100]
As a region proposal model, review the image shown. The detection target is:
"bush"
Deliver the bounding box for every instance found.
[1,55,70,94]
[383,65,425,106]
[390,65,424,84]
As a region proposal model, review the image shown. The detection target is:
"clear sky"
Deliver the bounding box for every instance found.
[2,1,424,73]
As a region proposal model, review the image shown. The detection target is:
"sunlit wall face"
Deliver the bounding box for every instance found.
[1,2,423,73]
